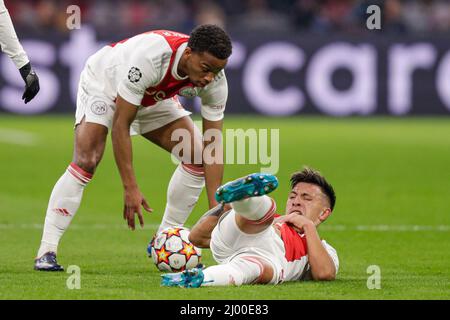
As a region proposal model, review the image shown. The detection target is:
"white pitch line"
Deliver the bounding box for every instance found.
[0,223,161,230]
[0,224,448,232]
[320,225,450,232]
[0,128,38,146]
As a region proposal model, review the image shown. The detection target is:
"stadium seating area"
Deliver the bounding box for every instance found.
[6,0,450,35]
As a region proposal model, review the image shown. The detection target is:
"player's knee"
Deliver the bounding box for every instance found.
[233,197,276,234]
[256,260,274,284]
[181,136,203,166]
[74,155,98,174]
[233,256,274,285]
[182,151,203,167]
[192,146,203,166]
[235,214,275,235]
[192,133,204,163]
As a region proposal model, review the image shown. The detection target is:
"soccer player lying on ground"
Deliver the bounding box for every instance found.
[34,25,232,271]
[161,168,339,287]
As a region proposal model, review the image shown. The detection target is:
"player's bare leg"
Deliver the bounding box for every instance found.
[35,119,108,271]
[142,116,204,233]
[72,120,109,173]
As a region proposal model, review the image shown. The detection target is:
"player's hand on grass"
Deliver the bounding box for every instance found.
[19,62,40,104]
[123,188,153,230]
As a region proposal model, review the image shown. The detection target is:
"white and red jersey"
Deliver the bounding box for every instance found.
[276,222,339,282]
[210,208,339,285]
[83,30,228,121]
[0,0,29,68]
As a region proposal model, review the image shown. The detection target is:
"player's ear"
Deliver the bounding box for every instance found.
[184,46,192,58]
[319,208,331,222]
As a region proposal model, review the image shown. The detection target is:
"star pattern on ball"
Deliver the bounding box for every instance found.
[180,242,195,261]
[165,228,181,237]
[155,246,171,264]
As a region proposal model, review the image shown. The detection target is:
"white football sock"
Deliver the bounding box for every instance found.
[37,163,92,258]
[231,195,276,224]
[202,256,265,286]
[157,163,205,233]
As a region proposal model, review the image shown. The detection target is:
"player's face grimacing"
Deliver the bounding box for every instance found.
[181,47,227,88]
[285,182,332,226]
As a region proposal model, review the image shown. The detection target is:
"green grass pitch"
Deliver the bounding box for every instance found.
[0,115,449,299]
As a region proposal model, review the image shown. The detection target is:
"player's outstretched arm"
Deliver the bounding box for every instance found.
[0,0,39,103]
[112,95,153,230]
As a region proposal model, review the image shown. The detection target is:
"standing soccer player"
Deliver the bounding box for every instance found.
[0,0,40,103]
[34,25,232,271]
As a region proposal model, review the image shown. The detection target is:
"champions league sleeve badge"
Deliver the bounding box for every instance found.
[128,67,142,83]
[178,86,198,98]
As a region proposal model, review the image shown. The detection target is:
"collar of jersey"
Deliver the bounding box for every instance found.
[172,42,189,81]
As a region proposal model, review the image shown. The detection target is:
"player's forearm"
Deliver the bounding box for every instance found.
[112,123,138,190]
[203,118,224,208]
[112,96,141,190]
[303,223,336,281]
[190,203,225,248]
[204,163,223,208]
[0,1,29,69]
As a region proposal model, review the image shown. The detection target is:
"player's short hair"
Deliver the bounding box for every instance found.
[290,167,336,211]
[188,24,232,60]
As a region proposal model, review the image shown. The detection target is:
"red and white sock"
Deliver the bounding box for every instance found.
[231,195,276,225]
[36,163,92,258]
[157,163,204,233]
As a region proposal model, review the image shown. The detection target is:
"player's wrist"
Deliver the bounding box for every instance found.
[19,62,31,81]
[302,221,316,233]
[123,182,139,192]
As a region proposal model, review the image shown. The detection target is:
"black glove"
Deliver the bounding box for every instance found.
[19,62,40,104]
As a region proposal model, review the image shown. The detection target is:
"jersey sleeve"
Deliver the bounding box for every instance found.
[198,70,228,121]
[299,240,339,281]
[117,41,162,106]
[0,0,29,69]
[321,240,339,275]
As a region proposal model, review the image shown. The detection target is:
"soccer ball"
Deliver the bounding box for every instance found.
[148,226,202,272]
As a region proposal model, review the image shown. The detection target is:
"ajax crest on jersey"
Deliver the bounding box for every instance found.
[148,226,202,272]
[90,101,107,115]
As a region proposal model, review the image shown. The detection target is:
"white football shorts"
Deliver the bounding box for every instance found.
[210,210,286,284]
[75,67,191,135]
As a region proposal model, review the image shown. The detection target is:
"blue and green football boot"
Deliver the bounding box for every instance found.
[215,173,278,204]
[161,267,205,288]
